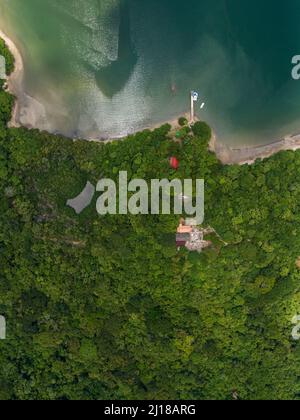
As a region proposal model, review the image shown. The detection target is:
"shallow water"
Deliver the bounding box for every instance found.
[1,0,300,145]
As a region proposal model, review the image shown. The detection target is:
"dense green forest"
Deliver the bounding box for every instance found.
[1,39,300,401]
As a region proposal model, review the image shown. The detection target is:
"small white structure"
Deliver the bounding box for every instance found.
[185,228,211,253]
[0,316,6,340]
[191,91,199,102]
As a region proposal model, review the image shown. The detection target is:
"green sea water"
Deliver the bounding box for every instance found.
[1,0,300,145]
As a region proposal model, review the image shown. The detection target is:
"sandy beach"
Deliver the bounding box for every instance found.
[2,28,300,166]
[209,131,300,165]
[0,28,49,130]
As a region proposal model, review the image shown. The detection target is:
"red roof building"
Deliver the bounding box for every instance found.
[170,157,179,170]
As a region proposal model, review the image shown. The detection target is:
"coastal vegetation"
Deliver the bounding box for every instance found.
[1,39,300,400]
[178,117,188,127]
[0,40,14,128]
[0,38,14,76]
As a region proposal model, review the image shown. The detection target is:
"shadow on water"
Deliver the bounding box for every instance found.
[94,0,137,98]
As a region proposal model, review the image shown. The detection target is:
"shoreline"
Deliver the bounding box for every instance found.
[2,29,300,166]
[0,28,24,127]
[209,131,300,165]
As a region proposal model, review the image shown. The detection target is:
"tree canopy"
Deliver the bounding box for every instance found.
[0,40,300,400]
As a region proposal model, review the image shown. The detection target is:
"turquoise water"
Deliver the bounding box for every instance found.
[1,0,300,145]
